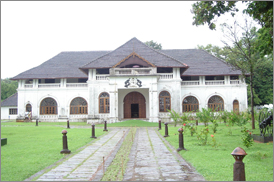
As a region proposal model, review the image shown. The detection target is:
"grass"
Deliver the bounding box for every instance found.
[159,122,273,181]
[101,127,136,181]
[1,123,106,181]
[96,119,158,127]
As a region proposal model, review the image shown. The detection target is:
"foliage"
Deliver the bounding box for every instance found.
[211,119,218,133]
[218,110,230,123]
[144,40,162,50]
[168,109,181,127]
[210,134,219,148]
[1,78,18,101]
[246,58,273,105]
[183,120,197,137]
[160,124,273,181]
[243,1,273,56]
[191,1,238,30]
[191,1,273,56]
[196,108,217,126]
[198,44,273,106]
[241,126,254,148]
[196,126,209,145]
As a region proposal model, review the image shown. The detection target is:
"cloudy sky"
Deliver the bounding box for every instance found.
[1,1,248,79]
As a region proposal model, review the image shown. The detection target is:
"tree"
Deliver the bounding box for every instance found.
[221,18,263,129]
[197,44,273,106]
[144,40,162,50]
[196,44,231,60]
[191,1,273,56]
[1,78,18,101]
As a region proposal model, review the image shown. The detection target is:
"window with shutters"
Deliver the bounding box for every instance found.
[40,97,58,115]
[183,96,199,112]
[70,97,88,114]
[208,95,224,112]
[159,91,171,112]
[99,92,110,113]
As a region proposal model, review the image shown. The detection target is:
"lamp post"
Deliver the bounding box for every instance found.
[231,147,247,181]
[36,118,38,126]
[91,124,97,139]
[103,120,108,131]
[164,122,169,137]
[158,119,161,131]
[177,128,186,151]
[67,119,70,129]
[60,130,71,154]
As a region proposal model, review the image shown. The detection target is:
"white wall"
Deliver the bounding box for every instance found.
[1,107,18,120]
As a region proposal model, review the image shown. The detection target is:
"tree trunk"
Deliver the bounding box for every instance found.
[250,75,255,129]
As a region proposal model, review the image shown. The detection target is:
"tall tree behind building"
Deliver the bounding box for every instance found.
[1,78,18,101]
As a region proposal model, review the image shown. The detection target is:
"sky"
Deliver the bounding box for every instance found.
[1,1,249,79]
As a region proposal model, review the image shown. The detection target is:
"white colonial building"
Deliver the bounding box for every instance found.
[6,37,247,123]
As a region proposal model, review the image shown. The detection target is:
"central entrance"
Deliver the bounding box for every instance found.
[124,92,146,118]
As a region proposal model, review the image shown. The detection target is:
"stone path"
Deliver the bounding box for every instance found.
[31,127,204,181]
[35,128,127,181]
[123,127,204,181]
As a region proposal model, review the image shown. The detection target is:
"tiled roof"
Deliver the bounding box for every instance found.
[11,51,109,80]
[11,37,242,80]
[160,49,242,76]
[80,37,188,70]
[1,92,18,107]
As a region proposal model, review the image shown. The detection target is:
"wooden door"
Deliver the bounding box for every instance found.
[124,92,146,118]
[233,100,239,113]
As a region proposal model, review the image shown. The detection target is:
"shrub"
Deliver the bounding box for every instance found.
[241,126,254,148]
[196,126,209,145]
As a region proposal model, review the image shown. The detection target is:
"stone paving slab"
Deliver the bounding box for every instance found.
[35,128,125,181]
[123,127,205,181]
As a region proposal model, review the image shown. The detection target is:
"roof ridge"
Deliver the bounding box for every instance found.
[80,38,137,68]
[136,38,189,68]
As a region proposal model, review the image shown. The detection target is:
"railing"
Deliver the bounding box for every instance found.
[182,81,200,85]
[205,81,225,85]
[230,80,240,84]
[24,84,33,88]
[112,68,155,75]
[159,73,173,80]
[96,75,109,80]
[66,83,88,87]
[38,84,60,88]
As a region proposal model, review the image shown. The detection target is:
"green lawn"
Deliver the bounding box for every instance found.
[1,123,106,181]
[159,122,273,181]
[96,119,158,127]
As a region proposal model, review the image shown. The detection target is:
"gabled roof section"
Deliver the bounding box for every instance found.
[1,92,18,107]
[160,49,242,76]
[11,51,109,80]
[80,37,188,71]
[113,52,155,68]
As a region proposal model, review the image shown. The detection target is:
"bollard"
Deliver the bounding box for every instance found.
[196,120,198,126]
[177,128,186,151]
[91,124,97,139]
[231,147,247,181]
[164,122,169,137]
[103,120,108,131]
[60,130,71,154]
[67,119,70,129]
[158,119,162,131]
[36,119,38,126]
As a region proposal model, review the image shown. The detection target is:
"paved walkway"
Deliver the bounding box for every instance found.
[30,127,204,181]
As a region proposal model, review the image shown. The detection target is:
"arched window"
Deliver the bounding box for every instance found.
[183,96,199,112]
[70,97,88,114]
[26,104,32,112]
[99,92,109,113]
[208,95,224,112]
[40,97,58,115]
[159,91,171,112]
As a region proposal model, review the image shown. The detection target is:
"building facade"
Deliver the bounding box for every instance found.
[10,38,248,123]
